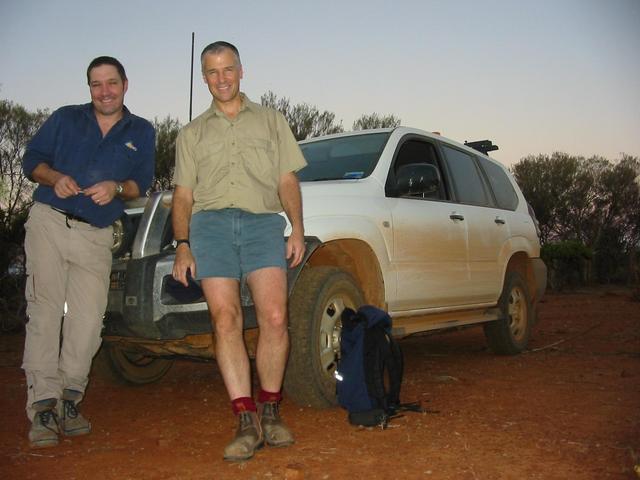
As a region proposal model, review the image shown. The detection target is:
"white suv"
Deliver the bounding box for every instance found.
[103,127,546,408]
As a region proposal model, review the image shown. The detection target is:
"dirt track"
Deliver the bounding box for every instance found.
[1,288,639,479]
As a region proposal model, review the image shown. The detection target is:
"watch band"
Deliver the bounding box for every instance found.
[115,182,124,195]
[175,239,190,248]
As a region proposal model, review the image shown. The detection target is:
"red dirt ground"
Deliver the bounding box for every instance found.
[1,288,639,480]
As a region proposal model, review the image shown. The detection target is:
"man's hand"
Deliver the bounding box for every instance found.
[83,180,118,206]
[286,229,305,268]
[172,244,197,287]
[171,185,196,286]
[53,175,82,198]
[278,172,305,268]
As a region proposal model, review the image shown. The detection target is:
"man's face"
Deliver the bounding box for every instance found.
[89,65,127,118]
[202,49,243,105]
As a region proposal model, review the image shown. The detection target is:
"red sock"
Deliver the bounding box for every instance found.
[258,388,282,404]
[231,397,256,416]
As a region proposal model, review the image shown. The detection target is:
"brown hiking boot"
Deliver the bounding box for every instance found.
[223,411,264,461]
[60,389,91,437]
[29,399,60,448]
[260,402,294,447]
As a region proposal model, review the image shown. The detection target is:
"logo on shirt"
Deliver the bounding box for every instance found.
[125,141,138,152]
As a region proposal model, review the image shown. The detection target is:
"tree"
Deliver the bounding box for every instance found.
[591,155,640,283]
[512,153,587,244]
[593,155,640,246]
[352,113,401,130]
[513,152,640,285]
[511,153,610,245]
[152,115,181,191]
[261,91,343,141]
[0,100,48,228]
[0,99,48,331]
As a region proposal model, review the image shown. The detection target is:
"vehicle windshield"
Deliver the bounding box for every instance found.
[297,132,391,182]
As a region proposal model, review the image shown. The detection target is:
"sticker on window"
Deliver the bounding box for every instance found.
[343,172,364,179]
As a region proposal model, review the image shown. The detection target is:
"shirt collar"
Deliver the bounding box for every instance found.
[208,92,259,118]
[82,102,132,125]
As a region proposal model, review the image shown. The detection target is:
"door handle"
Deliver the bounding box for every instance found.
[449,213,465,221]
[494,217,506,225]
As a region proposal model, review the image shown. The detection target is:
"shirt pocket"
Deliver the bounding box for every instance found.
[193,140,227,185]
[85,143,136,185]
[240,138,276,177]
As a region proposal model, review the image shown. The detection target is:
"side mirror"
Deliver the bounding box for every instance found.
[395,163,441,198]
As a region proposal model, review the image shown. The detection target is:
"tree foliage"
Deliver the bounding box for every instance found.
[1,95,638,289]
[352,113,401,130]
[0,99,48,331]
[152,115,181,191]
[0,100,48,228]
[260,91,344,141]
[512,152,640,284]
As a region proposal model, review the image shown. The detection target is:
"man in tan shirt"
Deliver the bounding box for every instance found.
[171,41,306,461]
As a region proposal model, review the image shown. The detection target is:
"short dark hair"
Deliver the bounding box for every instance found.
[86,56,127,85]
[200,41,241,70]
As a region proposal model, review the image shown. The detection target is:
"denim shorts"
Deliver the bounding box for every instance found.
[190,208,287,280]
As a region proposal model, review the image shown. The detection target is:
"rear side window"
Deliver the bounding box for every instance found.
[477,157,519,210]
[441,145,488,206]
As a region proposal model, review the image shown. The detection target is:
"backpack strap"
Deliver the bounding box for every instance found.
[363,323,403,412]
[386,331,403,408]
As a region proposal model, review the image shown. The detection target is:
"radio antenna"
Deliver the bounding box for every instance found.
[189,32,195,122]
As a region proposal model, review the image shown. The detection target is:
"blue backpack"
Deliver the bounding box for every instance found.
[336,305,419,427]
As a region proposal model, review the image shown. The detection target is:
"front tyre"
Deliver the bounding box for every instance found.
[484,270,533,355]
[285,267,364,408]
[97,343,174,385]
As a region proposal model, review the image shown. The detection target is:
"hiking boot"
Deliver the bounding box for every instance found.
[60,389,91,437]
[223,411,264,461]
[29,399,59,448]
[259,402,294,447]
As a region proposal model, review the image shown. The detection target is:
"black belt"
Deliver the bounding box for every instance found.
[50,206,91,227]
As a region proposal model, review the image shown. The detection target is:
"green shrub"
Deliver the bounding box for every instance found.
[541,240,592,291]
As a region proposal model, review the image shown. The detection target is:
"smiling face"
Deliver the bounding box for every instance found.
[201,48,243,108]
[89,64,128,119]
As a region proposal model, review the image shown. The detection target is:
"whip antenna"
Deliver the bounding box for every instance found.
[189,32,195,122]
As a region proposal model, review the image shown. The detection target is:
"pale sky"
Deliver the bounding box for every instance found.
[1,0,639,166]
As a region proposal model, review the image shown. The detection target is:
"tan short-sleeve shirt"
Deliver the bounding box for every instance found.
[174,94,307,214]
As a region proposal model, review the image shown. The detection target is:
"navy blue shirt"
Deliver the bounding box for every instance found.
[23,103,155,228]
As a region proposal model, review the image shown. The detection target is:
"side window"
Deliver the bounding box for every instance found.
[477,156,519,210]
[392,139,445,200]
[440,145,489,206]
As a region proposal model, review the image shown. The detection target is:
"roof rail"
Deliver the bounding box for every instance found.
[464,140,499,155]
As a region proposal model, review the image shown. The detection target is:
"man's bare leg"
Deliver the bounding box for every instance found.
[247,267,289,391]
[247,266,294,447]
[201,277,263,461]
[201,277,251,399]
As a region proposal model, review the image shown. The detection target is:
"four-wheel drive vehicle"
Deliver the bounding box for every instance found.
[101,127,546,408]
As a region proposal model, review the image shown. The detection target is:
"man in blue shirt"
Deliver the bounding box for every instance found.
[21,56,155,448]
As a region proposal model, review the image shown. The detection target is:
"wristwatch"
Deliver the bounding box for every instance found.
[174,239,190,248]
[115,182,124,195]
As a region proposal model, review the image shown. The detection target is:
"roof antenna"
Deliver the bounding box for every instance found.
[189,32,195,122]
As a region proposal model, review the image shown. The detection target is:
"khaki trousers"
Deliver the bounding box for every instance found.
[22,202,113,420]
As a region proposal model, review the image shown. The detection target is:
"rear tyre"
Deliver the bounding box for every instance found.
[484,270,532,355]
[95,343,174,385]
[285,266,364,408]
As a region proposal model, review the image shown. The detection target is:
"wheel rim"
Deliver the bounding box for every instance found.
[507,285,528,342]
[318,296,347,378]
